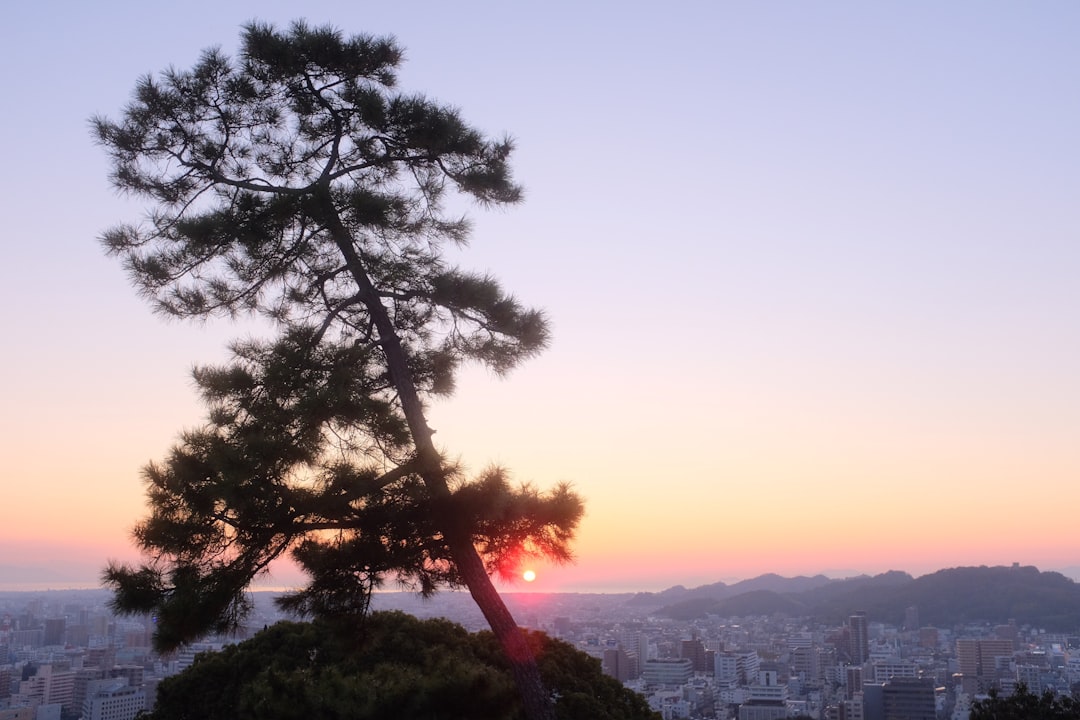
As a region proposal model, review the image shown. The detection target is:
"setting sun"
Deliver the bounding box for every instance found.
[522,570,536,582]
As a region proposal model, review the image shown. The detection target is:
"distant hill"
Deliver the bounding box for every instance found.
[628,573,833,608]
[653,565,1080,630]
[8,565,1080,632]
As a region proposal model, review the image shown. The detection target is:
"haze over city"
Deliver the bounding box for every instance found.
[2,2,1078,594]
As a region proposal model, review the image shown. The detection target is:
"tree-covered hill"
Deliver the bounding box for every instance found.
[628,573,834,608]
[655,566,1080,630]
[146,611,658,720]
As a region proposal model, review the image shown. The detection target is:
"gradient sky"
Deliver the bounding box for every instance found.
[2,2,1078,593]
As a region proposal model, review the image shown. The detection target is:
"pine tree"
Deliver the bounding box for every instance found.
[93,21,583,720]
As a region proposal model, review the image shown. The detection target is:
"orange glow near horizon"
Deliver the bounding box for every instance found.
[3,518,1078,594]
[5,454,1080,594]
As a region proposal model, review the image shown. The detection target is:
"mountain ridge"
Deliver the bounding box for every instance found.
[645,564,1080,631]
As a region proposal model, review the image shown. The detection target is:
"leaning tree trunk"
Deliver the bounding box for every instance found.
[324,201,556,720]
[446,529,555,720]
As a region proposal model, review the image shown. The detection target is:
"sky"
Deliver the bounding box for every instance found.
[1,2,1079,594]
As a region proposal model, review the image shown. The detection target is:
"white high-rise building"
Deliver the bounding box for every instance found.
[746,670,788,703]
[81,680,145,720]
[872,659,918,683]
[738,669,789,720]
[715,651,761,685]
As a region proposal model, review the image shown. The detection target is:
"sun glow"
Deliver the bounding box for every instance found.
[522,569,536,582]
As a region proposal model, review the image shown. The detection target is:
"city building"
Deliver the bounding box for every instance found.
[642,658,694,687]
[881,677,935,720]
[716,651,760,686]
[873,660,918,683]
[738,669,789,720]
[792,646,820,683]
[12,664,75,714]
[903,607,919,632]
[845,665,864,701]
[602,647,634,682]
[81,680,145,720]
[956,638,1014,694]
[42,620,65,648]
[849,613,869,665]
[918,627,938,650]
[679,639,708,673]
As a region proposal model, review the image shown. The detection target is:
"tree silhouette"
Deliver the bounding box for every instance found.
[93,21,583,720]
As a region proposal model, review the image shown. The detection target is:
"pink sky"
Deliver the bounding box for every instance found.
[2,2,1079,594]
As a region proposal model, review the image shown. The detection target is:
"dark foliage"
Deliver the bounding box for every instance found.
[970,684,1080,720]
[145,612,658,720]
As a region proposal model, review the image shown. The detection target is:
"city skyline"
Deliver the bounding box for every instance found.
[2,2,1079,594]
[3,566,1074,720]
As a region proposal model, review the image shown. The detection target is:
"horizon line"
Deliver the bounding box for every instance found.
[2,562,1078,595]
